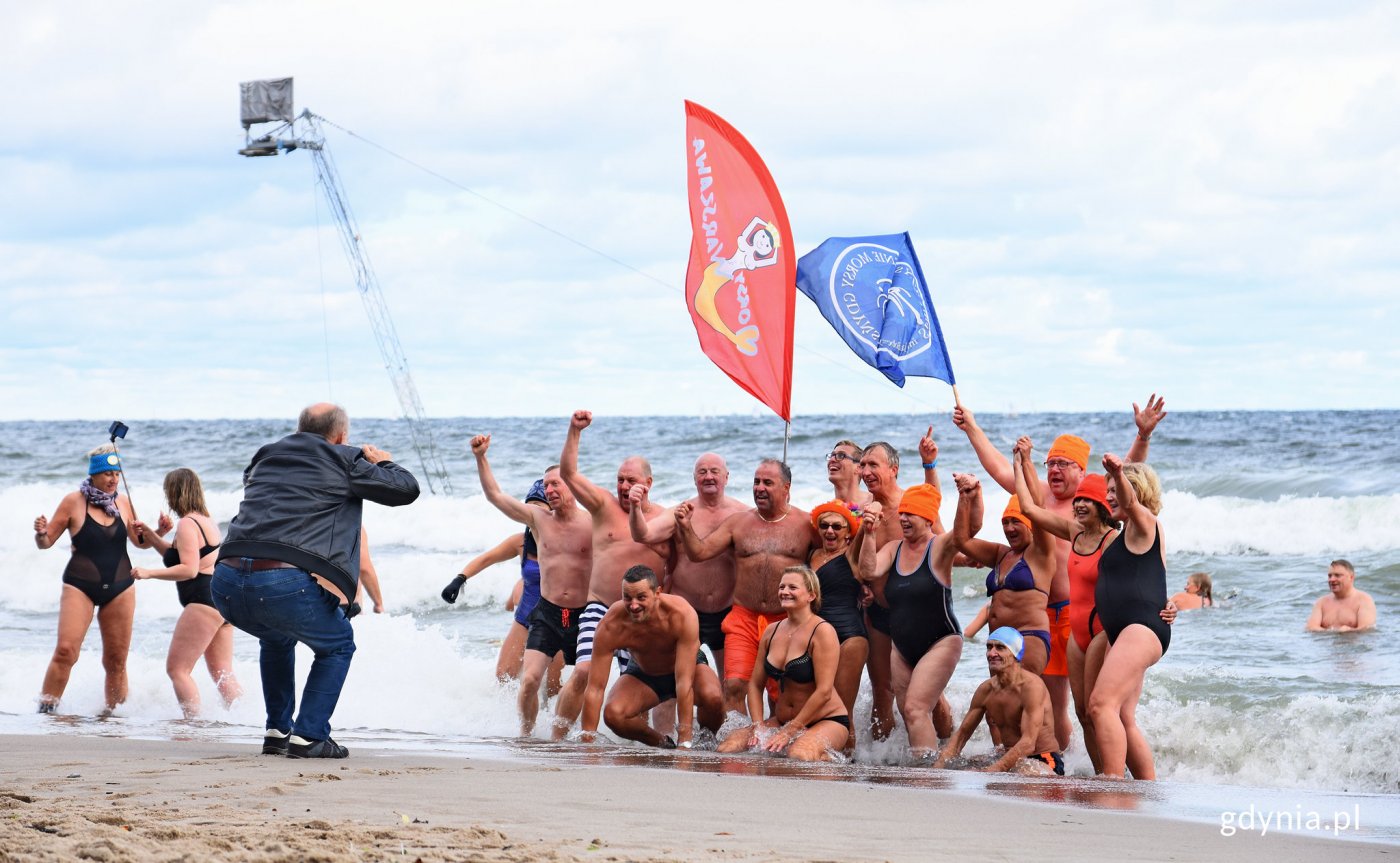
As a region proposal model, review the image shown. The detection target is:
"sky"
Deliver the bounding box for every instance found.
[3,1,1397,421]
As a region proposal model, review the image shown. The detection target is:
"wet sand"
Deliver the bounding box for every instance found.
[0,735,1390,862]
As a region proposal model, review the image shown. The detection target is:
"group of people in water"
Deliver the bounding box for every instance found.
[32,394,1377,778]
[445,398,1181,777]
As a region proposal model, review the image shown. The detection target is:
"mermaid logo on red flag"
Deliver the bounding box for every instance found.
[684,100,796,421]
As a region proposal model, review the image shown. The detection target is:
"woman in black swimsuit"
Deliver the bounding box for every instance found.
[1089,453,1169,780]
[133,468,242,718]
[861,484,962,759]
[32,445,166,714]
[718,566,850,761]
[807,500,871,738]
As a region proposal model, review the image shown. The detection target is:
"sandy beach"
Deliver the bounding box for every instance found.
[1,735,1391,862]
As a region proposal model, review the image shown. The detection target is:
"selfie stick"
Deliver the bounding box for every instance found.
[107,421,140,522]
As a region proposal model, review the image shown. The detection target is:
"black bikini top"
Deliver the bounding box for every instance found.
[763,622,827,687]
[162,517,220,569]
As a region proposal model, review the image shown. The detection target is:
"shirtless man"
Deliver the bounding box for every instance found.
[858,432,946,740]
[934,627,1064,775]
[1306,559,1377,632]
[557,410,669,735]
[579,566,725,748]
[675,459,818,715]
[471,435,592,737]
[825,439,872,506]
[629,453,748,704]
[951,395,1165,750]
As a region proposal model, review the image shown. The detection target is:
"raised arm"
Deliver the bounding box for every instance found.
[674,503,736,563]
[349,444,421,507]
[918,427,947,533]
[951,474,1005,568]
[1012,440,1074,542]
[628,484,677,544]
[1103,453,1156,548]
[560,410,610,514]
[952,404,1014,493]
[1126,393,1166,463]
[471,435,537,527]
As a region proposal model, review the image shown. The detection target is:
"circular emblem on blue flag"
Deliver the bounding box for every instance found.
[827,242,933,361]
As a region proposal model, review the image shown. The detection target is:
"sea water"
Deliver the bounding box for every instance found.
[1,412,1396,832]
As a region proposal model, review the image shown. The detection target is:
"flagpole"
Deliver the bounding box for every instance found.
[952,385,963,410]
[782,420,791,464]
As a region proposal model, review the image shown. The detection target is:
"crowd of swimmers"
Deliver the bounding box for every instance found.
[31,396,1379,778]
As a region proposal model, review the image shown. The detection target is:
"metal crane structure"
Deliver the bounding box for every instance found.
[238,78,454,495]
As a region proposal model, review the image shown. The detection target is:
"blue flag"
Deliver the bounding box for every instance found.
[796,233,955,387]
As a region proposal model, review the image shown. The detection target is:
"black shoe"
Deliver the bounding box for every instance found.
[286,736,349,759]
[262,729,290,755]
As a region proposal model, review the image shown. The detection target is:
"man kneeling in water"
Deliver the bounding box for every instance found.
[934,627,1065,775]
[579,566,724,748]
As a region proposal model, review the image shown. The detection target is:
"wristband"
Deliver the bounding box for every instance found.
[922,461,937,469]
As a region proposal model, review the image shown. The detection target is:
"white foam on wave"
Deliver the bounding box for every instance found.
[1163,490,1400,555]
[1141,679,1400,793]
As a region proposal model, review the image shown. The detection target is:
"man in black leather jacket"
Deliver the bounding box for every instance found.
[213,403,419,758]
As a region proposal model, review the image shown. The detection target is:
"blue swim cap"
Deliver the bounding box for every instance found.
[987,626,1025,662]
[88,452,122,475]
[524,479,548,505]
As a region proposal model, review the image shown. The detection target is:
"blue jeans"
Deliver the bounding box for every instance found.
[212,561,355,741]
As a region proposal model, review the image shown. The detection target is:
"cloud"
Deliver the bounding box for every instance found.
[2,0,1397,420]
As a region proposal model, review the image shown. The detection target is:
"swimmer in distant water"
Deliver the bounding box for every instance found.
[1170,572,1214,610]
[934,627,1064,775]
[33,445,168,714]
[1305,560,1376,632]
[693,216,780,356]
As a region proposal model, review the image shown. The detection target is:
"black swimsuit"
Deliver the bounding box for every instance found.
[763,623,822,691]
[885,539,961,666]
[62,512,133,608]
[813,555,867,642]
[162,518,220,609]
[1095,526,1171,654]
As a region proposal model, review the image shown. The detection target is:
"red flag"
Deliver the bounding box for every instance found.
[684,101,796,421]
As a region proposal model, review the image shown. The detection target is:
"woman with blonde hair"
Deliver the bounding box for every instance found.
[718,566,850,761]
[133,468,242,717]
[1171,572,1213,610]
[1089,455,1169,779]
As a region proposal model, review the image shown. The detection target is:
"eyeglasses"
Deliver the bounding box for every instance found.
[826,451,856,463]
[1044,459,1079,471]
[818,522,847,532]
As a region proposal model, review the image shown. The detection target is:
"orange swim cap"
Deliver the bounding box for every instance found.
[1072,474,1110,511]
[810,499,861,535]
[897,484,942,525]
[1048,434,1090,470]
[1002,495,1032,531]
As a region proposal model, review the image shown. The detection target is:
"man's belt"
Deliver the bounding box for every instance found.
[243,558,299,571]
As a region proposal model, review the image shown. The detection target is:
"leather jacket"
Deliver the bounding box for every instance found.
[218,432,420,599]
